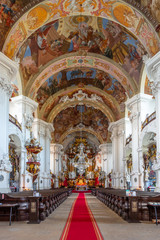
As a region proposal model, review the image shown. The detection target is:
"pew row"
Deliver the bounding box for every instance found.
[92,188,160,222]
[0,188,72,223]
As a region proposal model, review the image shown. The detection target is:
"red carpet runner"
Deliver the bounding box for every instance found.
[60,193,103,240]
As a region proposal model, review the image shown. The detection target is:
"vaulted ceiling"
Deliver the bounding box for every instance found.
[1,0,160,152]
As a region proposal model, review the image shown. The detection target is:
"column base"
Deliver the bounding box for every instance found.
[0,188,11,193]
[54,178,59,188]
[130,172,140,190]
[0,170,12,193]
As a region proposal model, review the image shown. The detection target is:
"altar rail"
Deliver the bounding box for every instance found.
[92,188,160,222]
[9,114,22,131]
[0,188,72,222]
[141,111,156,131]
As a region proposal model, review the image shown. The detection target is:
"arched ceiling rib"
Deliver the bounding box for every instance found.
[38,85,123,121]
[53,105,109,143]
[62,130,101,153]
[25,53,137,98]
[59,128,104,145]
[47,99,115,123]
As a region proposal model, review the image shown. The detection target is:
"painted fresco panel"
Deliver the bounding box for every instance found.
[36,68,126,110]
[17,16,146,88]
[3,0,159,61]
[54,105,109,143]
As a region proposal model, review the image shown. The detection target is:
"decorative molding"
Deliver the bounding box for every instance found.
[0,77,13,96]
[50,144,63,154]
[0,53,18,96]
[0,154,12,172]
[59,90,104,104]
[141,111,156,130]
[23,113,34,130]
[152,162,160,171]
[9,114,22,131]
[145,52,160,96]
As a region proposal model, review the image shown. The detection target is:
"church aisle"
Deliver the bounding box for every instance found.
[60,193,103,240]
[0,193,160,240]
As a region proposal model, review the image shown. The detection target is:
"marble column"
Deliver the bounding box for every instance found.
[99,144,107,187]
[109,123,118,188]
[10,95,38,190]
[145,52,160,191]
[50,144,63,188]
[138,147,144,191]
[126,96,140,189]
[0,53,18,193]
[117,119,126,189]
[126,94,152,189]
[109,119,127,188]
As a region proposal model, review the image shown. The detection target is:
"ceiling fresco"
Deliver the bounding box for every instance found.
[53,105,109,143]
[36,67,127,109]
[38,87,122,121]
[2,0,160,61]
[0,0,159,146]
[139,0,160,23]
[27,55,135,100]
[0,0,31,50]
[17,16,146,90]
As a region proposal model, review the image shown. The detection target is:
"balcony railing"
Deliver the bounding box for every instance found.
[9,114,22,131]
[141,112,156,131]
[126,134,132,145]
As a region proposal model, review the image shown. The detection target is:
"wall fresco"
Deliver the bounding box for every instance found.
[53,105,109,143]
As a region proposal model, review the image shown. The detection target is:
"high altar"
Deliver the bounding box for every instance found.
[75,177,88,191]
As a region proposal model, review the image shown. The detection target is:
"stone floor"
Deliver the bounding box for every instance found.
[0,193,160,240]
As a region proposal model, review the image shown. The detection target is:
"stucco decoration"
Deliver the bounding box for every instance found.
[38,86,122,121]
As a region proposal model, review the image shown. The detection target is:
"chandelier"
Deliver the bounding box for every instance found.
[72,143,92,176]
